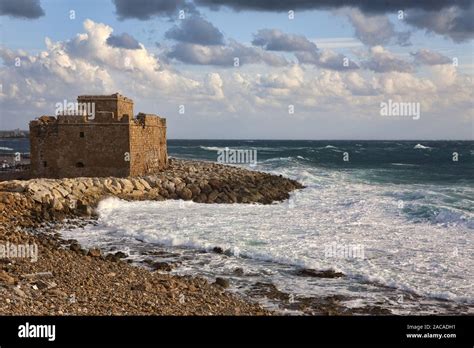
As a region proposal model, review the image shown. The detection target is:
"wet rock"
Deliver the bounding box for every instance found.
[76,201,92,216]
[150,262,173,272]
[114,251,128,259]
[70,242,82,252]
[212,247,224,254]
[87,248,102,258]
[214,277,230,288]
[295,268,344,278]
[105,254,120,262]
[233,268,244,276]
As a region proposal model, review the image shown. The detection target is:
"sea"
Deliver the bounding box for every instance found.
[2,139,473,314]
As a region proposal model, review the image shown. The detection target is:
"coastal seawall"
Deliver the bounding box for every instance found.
[1,159,303,223]
[0,159,303,315]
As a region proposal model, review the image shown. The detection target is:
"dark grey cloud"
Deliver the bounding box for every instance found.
[167,40,288,67]
[106,33,141,49]
[195,0,472,14]
[410,49,452,65]
[252,29,317,52]
[252,29,359,71]
[194,0,473,43]
[113,0,196,20]
[406,5,474,42]
[165,16,224,45]
[0,0,44,19]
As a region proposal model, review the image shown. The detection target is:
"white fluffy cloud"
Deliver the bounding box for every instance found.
[0,19,225,129]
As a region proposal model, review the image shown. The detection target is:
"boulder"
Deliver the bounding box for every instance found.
[177,187,192,200]
[214,277,230,288]
[187,184,201,197]
[119,179,134,193]
[138,178,152,191]
[87,248,101,258]
[208,190,219,202]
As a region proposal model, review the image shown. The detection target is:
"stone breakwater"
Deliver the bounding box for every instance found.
[0,159,303,315]
[0,159,303,223]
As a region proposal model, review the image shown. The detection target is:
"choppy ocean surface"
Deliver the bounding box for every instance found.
[4,139,473,314]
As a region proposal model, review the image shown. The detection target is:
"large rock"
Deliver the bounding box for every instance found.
[0,180,27,192]
[187,184,201,197]
[138,178,152,191]
[119,179,134,193]
[162,180,175,193]
[208,190,219,202]
[177,187,192,200]
[131,179,146,191]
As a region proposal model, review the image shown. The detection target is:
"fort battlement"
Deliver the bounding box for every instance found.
[29,94,167,178]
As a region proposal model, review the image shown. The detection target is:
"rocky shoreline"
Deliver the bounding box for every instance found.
[0,159,303,315]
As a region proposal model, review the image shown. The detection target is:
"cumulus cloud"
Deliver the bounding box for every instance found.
[361,46,413,73]
[0,0,44,19]
[410,49,452,65]
[251,29,358,70]
[344,8,411,46]
[0,19,226,129]
[252,29,317,52]
[165,16,224,45]
[106,32,141,49]
[167,40,289,67]
[295,49,359,70]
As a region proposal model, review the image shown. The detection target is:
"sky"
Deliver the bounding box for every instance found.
[0,0,473,139]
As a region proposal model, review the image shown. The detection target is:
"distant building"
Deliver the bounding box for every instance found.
[29,93,167,178]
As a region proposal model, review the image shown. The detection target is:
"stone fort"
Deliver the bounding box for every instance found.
[29,93,167,178]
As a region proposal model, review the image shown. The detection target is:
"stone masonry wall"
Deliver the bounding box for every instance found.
[129,114,168,176]
[30,118,131,178]
[77,94,134,121]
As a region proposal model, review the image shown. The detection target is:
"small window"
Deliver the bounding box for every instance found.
[76,162,84,168]
[43,161,47,167]
[79,132,84,138]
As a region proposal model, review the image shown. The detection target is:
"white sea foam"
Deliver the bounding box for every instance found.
[0,146,13,151]
[200,146,224,151]
[414,144,431,149]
